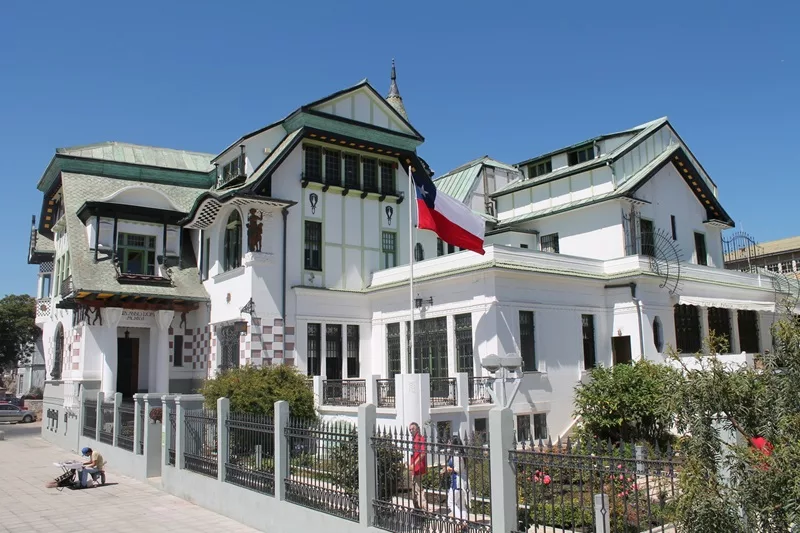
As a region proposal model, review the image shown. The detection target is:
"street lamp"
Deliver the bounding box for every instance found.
[481,353,524,407]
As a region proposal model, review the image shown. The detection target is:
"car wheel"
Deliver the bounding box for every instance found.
[23,415,33,423]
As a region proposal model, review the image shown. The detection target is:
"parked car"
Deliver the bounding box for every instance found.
[0,403,37,423]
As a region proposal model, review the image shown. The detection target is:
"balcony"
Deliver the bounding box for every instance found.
[430,377,457,407]
[468,377,493,405]
[60,276,74,298]
[322,379,366,407]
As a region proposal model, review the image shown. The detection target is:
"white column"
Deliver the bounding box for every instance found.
[153,311,174,394]
[730,310,741,354]
[399,321,409,374]
[446,315,456,376]
[101,308,123,396]
[700,307,710,355]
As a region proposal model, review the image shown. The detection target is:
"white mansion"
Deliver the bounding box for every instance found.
[29,66,787,443]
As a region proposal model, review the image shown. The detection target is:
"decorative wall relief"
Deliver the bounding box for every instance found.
[309,192,319,215]
[385,205,394,226]
[246,208,264,252]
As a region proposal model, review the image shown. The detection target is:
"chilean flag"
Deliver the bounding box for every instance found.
[412,168,486,255]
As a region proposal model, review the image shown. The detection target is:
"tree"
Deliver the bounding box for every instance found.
[573,359,681,445]
[0,294,38,371]
[199,364,316,419]
[672,321,800,532]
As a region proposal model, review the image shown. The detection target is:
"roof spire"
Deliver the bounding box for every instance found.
[386,58,408,120]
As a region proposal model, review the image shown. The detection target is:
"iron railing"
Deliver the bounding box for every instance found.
[168,410,177,466]
[511,438,680,533]
[322,379,366,407]
[98,402,115,445]
[226,411,275,495]
[284,418,360,522]
[468,377,493,405]
[430,377,457,407]
[82,399,97,439]
[376,379,395,408]
[116,402,136,452]
[60,275,74,298]
[137,402,146,455]
[371,427,492,533]
[184,409,218,479]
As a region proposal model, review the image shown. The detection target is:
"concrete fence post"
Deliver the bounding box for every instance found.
[274,400,289,501]
[313,376,323,407]
[175,395,185,470]
[366,374,379,405]
[217,397,230,483]
[358,403,377,529]
[112,392,122,447]
[489,405,516,533]
[161,396,171,466]
[95,391,104,439]
[456,372,469,408]
[594,493,610,533]
[133,394,142,455]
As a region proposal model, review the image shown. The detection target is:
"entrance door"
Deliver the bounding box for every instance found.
[612,336,632,365]
[117,338,140,397]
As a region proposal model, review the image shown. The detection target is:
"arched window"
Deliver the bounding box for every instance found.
[223,210,242,271]
[415,243,424,262]
[51,323,64,380]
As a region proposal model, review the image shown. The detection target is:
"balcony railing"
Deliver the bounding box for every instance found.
[35,298,51,319]
[322,379,366,407]
[60,275,73,298]
[376,379,395,408]
[468,377,493,405]
[430,377,457,407]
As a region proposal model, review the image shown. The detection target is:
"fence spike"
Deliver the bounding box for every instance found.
[655,440,662,456]
[566,436,572,453]
[556,435,562,450]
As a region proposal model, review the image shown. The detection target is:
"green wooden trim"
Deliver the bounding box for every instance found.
[285,113,420,152]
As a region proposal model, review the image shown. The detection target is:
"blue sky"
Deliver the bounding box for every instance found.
[1,0,797,297]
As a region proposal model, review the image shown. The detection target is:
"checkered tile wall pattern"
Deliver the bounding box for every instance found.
[246,317,296,367]
[70,328,81,371]
[168,325,213,370]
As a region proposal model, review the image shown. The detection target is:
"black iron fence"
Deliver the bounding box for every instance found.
[430,378,457,407]
[468,377,493,405]
[511,438,680,533]
[168,409,177,466]
[371,427,492,533]
[98,401,115,445]
[116,402,136,452]
[137,401,146,455]
[82,399,97,439]
[376,379,395,408]
[184,409,218,479]
[322,379,366,407]
[284,418,360,522]
[226,411,275,495]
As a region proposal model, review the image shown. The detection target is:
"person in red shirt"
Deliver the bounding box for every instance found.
[409,422,428,510]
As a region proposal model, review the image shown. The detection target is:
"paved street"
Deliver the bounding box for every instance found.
[0,431,259,533]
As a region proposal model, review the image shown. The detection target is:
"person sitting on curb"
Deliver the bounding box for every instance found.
[79,447,106,488]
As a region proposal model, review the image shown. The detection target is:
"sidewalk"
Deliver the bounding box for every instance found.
[0,434,260,533]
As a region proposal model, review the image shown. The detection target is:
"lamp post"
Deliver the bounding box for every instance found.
[480,354,523,408]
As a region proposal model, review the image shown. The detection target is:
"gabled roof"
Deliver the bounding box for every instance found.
[493,117,670,197]
[497,145,733,227]
[56,142,215,173]
[434,156,520,203]
[212,79,424,163]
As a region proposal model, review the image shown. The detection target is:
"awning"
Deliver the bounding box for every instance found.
[677,296,775,313]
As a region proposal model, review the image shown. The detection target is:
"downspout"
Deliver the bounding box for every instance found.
[604,282,646,359]
[281,207,289,324]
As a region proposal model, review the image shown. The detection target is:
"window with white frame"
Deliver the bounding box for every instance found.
[117,233,156,275]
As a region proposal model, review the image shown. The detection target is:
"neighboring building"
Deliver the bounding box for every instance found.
[725,235,800,278]
[28,64,789,448]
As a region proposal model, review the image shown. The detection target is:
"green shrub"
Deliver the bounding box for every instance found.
[329,425,404,497]
[200,364,315,419]
[574,360,680,445]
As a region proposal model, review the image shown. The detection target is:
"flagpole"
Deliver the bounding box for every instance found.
[408,165,415,375]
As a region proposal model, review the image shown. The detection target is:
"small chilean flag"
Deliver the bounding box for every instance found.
[412,168,486,255]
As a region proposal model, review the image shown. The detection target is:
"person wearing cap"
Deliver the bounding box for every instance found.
[79,447,106,488]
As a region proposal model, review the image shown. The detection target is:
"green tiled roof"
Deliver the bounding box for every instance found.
[434,156,520,202]
[497,145,680,226]
[61,173,208,300]
[57,142,215,173]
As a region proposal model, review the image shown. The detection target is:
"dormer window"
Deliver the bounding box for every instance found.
[221,152,245,184]
[527,159,552,179]
[567,145,595,166]
[117,233,156,276]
